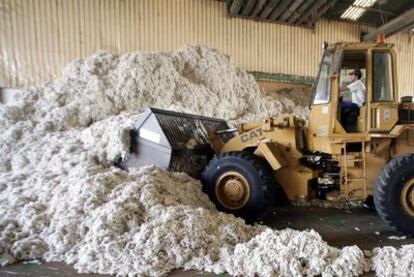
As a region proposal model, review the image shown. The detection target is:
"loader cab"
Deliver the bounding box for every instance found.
[308,41,399,153]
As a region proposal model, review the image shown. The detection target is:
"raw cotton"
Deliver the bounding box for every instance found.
[0,45,408,276]
[264,85,313,109]
[387,236,407,240]
[3,45,307,133]
[372,245,414,276]
[217,228,368,277]
[292,198,369,210]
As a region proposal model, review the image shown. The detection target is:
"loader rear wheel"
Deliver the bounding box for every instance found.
[374,153,414,235]
[201,151,275,221]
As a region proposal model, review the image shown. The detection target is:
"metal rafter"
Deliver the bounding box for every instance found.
[227,0,341,26]
[307,0,338,27]
[240,0,257,16]
[258,0,281,19]
[296,0,328,25]
[363,8,414,41]
[269,0,292,21]
[250,0,267,17]
[279,0,305,22]
[287,0,316,24]
[229,0,245,15]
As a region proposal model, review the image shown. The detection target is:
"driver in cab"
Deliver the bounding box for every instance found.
[339,68,366,122]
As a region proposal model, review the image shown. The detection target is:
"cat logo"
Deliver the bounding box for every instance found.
[240,128,263,143]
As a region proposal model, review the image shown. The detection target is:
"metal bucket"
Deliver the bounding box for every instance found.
[119,107,233,178]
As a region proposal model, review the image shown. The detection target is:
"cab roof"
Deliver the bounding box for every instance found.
[328,41,394,52]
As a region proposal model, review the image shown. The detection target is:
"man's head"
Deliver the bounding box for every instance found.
[350,68,362,81]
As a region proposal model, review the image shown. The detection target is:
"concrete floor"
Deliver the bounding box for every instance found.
[1,206,413,277]
[262,205,413,249]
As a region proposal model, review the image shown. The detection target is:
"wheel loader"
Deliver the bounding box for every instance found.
[122,39,414,235]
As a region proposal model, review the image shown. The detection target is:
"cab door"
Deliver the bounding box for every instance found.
[368,50,399,132]
[308,48,342,152]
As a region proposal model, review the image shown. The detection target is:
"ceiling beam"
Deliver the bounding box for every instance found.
[229,0,245,15]
[240,0,257,16]
[287,0,316,24]
[363,8,414,41]
[279,0,305,22]
[296,0,328,25]
[307,0,337,27]
[351,5,395,16]
[250,0,267,17]
[269,0,292,20]
[258,0,281,19]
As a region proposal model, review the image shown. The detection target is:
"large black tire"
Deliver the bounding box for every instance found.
[201,151,276,221]
[374,153,414,235]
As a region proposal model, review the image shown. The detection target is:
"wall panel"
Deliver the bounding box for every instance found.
[0,0,413,96]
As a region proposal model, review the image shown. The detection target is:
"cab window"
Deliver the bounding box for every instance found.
[313,51,333,105]
[339,52,366,102]
[373,52,394,102]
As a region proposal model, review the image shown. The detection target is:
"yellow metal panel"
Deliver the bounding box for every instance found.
[0,0,414,98]
[255,142,287,171]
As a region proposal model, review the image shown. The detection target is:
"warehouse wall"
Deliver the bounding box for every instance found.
[1,0,413,96]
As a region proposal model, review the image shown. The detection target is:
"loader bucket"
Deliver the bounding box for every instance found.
[119,107,233,178]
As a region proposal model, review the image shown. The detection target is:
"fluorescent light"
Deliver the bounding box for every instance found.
[340,0,378,21]
[354,0,377,8]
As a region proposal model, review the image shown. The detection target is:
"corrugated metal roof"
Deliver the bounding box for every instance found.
[225,0,414,28]
[328,0,414,26]
[226,0,339,27]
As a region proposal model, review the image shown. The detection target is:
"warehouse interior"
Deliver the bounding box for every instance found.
[1,0,414,276]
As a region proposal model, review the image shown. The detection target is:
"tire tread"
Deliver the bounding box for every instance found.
[201,151,277,220]
[374,153,414,234]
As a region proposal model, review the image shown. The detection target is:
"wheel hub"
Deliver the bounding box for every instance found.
[223,179,244,201]
[401,178,414,217]
[215,171,250,210]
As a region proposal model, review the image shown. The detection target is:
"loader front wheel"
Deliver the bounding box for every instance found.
[201,151,275,221]
[374,153,414,235]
